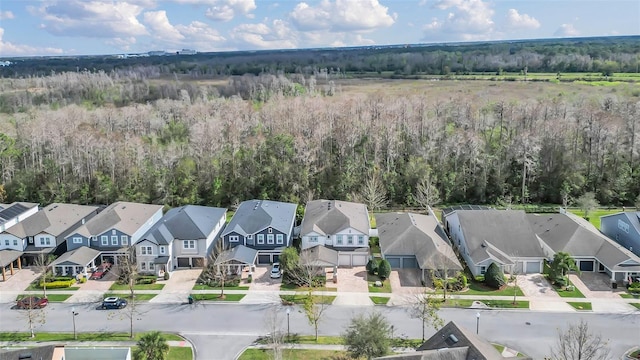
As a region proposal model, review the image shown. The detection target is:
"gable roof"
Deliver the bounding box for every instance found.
[221,200,297,237]
[70,201,163,238]
[4,203,99,243]
[0,249,22,267]
[0,345,56,360]
[375,347,470,360]
[0,202,38,225]
[417,321,507,360]
[300,200,370,236]
[529,212,640,272]
[301,245,339,267]
[376,212,462,271]
[601,211,640,234]
[448,210,545,264]
[137,205,226,246]
[51,246,100,267]
[214,244,258,265]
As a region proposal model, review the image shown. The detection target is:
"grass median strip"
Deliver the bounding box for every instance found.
[192,284,249,290]
[567,302,592,311]
[0,331,183,342]
[109,283,165,291]
[370,296,390,305]
[190,293,245,301]
[440,299,528,309]
[367,274,392,293]
[630,303,640,310]
[103,293,157,301]
[131,346,192,360]
[239,349,344,360]
[16,294,72,302]
[280,294,336,305]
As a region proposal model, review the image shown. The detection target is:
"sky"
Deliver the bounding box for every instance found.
[0,0,638,57]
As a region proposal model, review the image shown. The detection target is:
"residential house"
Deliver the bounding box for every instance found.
[529,210,640,286]
[135,205,227,275]
[50,246,101,276]
[300,200,370,267]
[221,199,297,265]
[375,321,531,360]
[600,211,640,258]
[0,345,131,360]
[443,209,546,276]
[0,202,40,280]
[65,202,163,265]
[0,203,100,266]
[376,210,462,283]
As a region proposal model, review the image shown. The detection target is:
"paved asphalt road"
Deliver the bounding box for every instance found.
[0,302,638,359]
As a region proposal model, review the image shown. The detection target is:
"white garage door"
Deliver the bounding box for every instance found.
[338,254,351,266]
[525,261,541,274]
[338,253,369,267]
[352,254,368,266]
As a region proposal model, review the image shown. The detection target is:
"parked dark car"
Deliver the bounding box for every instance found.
[16,296,48,309]
[101,297,127,309]
[90,263,112,280]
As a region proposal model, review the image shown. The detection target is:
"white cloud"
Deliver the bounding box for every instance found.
[422,0,495,41]
[289,0,395,32]
[0,27,64,55]
[554,23,579,37]
[0,11,15,20]
[32,1,148,39]
[175,21,226,49]
[143,10,185,42]
[173,0,256,21]
[105,37,137,50]
[505,9,540,30]
[230,20,297,49]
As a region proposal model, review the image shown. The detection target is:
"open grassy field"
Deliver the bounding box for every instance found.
[566,208,627,229]
[239,349,345,360]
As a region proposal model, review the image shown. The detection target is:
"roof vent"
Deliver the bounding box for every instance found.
[18,353,32,360]
[448,334,459,343]
[481,244,486,248]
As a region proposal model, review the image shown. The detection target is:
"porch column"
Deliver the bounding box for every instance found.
[9,261,14,275]
[1,267,5,281]
[17,257,21,270]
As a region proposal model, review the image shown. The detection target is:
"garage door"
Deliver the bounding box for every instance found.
[579,260,594,272]
[338,254,352,266]
[258,254,272,265]
[387,257,401,268]
[177,258,190,267]
[352,254,368,266]
[192,257,205,268]
[401,257,418,268]
[525,261,540,273]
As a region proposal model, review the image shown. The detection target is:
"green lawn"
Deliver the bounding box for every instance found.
[192,284,249,290]
[567,208,626,229]
[190,293,245,301]
[103,293,157,301]
[131,346,193,360]
[440,299,475,308]
[367,274,392,293]
[629,303,640,310]
[280,294,335,305]
[25,283,80,291]
[568,302,592,310]
[553,282,585,298]
[493,344,505,353]
[280,283,336,292]
[109,283,165,290]
[239,349,345,360]
[0,331,183,342]
[370,296,390,305]
[480,300,529,309]
[619,293,640,299]
[282,335,344,345]
[452,282,524,297]
[16,294,72,302]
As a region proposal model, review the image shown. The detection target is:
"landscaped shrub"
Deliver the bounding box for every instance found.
[629,282,640,293]
[40,279,76,288]
[459,274,468,289]
[377,259,391,280]
[208,276,241,288]
[80,277,87,284]
[163,272,170,281]
[366,259,379,275]
[484,263,506,289]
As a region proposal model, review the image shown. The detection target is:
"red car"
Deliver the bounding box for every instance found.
[16,296,48,309]
[90,263,112,280]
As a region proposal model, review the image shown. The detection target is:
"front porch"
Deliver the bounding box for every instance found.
[0,249,23,281]
[50,246,100,277]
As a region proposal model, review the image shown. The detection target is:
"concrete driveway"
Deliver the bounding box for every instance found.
[241,267,282,305]
[151,269,202,304]
[569,273,623,299]
[332,266,372,306]
[517,274,560,298]
[388,270,425,306]
[0,267,40,303]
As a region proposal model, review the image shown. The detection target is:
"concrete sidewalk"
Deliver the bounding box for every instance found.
[0,340,192,347]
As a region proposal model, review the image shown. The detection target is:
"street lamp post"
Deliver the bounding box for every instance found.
[71,307,79,340]
[476,312,480,334]
[286,307,290,339]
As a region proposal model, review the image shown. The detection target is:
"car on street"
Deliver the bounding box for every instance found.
[270,262,282,279]
[101,297,127,309]
[90,262,112,280]
[16,296,48,309]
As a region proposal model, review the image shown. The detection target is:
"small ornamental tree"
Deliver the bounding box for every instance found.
[343,311,391,359]
[484,263,506,289]
[377,259,391,280]
[366,259,378,275]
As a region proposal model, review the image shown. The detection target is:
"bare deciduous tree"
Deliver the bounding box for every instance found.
[360,172,388,211]
[414,175,441,210]
[17,298,47,338]
[409,292,444,341]
[549,320,610,360]
[263,305,286,360]
[201,241,236,299]
[113,247,141,339]
[303,290,330,341]
[33,253,56,298]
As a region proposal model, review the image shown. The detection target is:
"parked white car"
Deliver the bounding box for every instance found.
[270,263,282,279]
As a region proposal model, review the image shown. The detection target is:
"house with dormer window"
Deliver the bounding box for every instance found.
[65,202,163,265]
[300,200,370,267]
[220,199,297,265]
[135,205,227,275]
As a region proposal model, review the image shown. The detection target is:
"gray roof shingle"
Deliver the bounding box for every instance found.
[417,321,508,360]
[71,202,163,238]
[0,345,56,360]
[301,245,339,267]
[221,200,297,237]
[376,212,462,271]
[214,244,258,265]
[300,200,369,236]
[137,205,226,246]
[51,246,100,266]
[0,249,22,267]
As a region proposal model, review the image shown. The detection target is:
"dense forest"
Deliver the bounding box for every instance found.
[0,65,638,209]
[2,36,640,78]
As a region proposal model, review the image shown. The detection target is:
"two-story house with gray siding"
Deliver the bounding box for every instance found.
[0,202,41,277]
[300,200,371,267]
[221,200,297,265]
[65,202,163,265]
[0,203,100,266]
[601,211,640,258]
[135,205,227,275]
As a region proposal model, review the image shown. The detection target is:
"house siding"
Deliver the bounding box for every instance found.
[136,240,159,273]
[94,229,132,251]
[131,208,163,244]
[601,214,640,258]
[0,233,23,251]
[65,233,90,251]
[0,205,38,232]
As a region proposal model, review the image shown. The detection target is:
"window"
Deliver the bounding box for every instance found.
[159,246,165,254]
[73,237,82,244]
[267,234,274,244]
[184,240,196,249]
[247,234,253,239]
[121,235,128,245]
[13,239,18,246]
[112,229,117,235]
[229,235,239,242]
[101,236,108,245]
[357,236,364,245]
[91,236,97,242]
[141,262,146,271]
[4,240,8,246]
[268,227,273,233]
[276,234,284,245]
[141,246,152,255]
[336,235,343,245]
[310,236,318,243]
[480,266,487,275]
[149,262,155,270]
[347,235,353,245]
[257,234,265,244]
[111,236,118,245]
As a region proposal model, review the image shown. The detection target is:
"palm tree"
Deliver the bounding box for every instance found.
[552,252,577,285]
[134,331,169,360]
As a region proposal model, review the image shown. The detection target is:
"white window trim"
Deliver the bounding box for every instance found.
[358,236,364,245]
[149,262,155,270]
[337,235,343,245]
[347,236,353,245]
[101,236,108,245]
[257,234,265,244]
[276,234,284,245]
[159,246,165,254]
[121,235,128,245]
[13,239,18,246]
[268,227,273,233]
[141,262,146,270]
[184,240,196,249]
[267,234,274,244]
[73,237,82,244]
[229,235,239,242]
[111,235,118,245]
